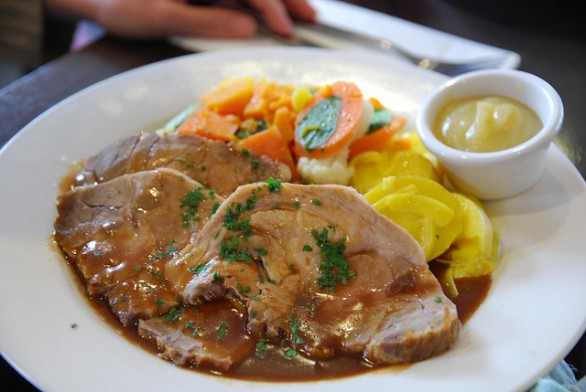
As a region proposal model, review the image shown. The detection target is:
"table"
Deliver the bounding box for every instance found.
[1,1,584,390]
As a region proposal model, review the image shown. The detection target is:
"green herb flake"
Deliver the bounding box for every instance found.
[312,227,355,293]
[265,178,282,193]
[189,264,208,274]
[288,316,303,344]
[70,323,78,329]
[254,247,268,256]
[237,283,251,295]
[311,198,322,206]
[184,321,199,337]
[284,348,297,359]
[255,338,268,357]
[302,245,313,252]
[434,296,443,303]
[217,321,228,340]
[163,307,184,323]
[180,188,207,227]
[220,236,254,263]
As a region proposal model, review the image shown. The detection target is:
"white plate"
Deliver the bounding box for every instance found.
[0,48,584,392]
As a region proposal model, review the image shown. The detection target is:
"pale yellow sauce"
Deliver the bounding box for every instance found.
[434,96,542,152]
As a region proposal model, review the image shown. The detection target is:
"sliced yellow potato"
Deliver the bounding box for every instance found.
[350,149,440,194]
[365,176,464,261]
[374,193,456,257]
[439,193,499,280]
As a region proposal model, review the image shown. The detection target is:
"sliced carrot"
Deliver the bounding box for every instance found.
[177,108,239,142]
[368,97,386,110]
[293,81,364,159]
[203,78,254,116]
[272,106,295,144]
[349,115,407,159]
[243,80,271,119]
[239,125,297,178]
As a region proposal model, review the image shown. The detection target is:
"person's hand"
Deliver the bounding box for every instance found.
[45,0,316,39]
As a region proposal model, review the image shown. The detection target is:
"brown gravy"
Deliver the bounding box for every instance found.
[58,246,491,382]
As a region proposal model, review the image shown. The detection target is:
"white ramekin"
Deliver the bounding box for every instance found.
[416,69,564,200]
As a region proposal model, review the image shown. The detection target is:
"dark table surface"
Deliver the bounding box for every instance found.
[1,1,584,390]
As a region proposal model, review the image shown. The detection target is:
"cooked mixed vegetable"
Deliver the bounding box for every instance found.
[158,78,499,294]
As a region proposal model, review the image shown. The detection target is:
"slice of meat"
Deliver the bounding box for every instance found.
[166,182,460,366]
[138,299,255,370]
[54,168,224,325]
[75,132,292,197]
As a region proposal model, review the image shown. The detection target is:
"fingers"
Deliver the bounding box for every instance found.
[245,0,316,36]
[90,0,317,39]
[153,3,258,38]
[282,0,317,22]
[245,0,292,36]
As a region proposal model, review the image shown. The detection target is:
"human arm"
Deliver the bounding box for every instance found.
[44,0,316,38]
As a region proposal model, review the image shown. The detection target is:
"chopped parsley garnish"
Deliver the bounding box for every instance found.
[217,321,228,340]
[70,323,78,329]
[189,264,208,275]
[255,338,267,357]
[155,298,165,306]
[148,240,178,261]
[220,236,253,263]
[189,264,208,274]
[434,296,443,303]
[180,188,207,227]
[284,348,297,359]
[312,227,355,292]
[265,178,282,193]
[311,198,322,206]
[237,283,251,295]
[163,307,184,323]
[288,316,303,344]
[254,247,267,256]
[223,202,254,236]
[302,245,313,252]
[184,321,199,337]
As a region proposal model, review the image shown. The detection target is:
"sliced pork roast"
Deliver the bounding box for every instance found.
[54,168,224,325]
[74,132,291,197]
[138,298,255,370]
[165,182,461,366]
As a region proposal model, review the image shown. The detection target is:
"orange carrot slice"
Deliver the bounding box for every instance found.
[177,108,239,142]
[293,81,364,159]
[272,106,295,143]
[349,116,406,159]
[239,125,297,178]
[203,78,254,116]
